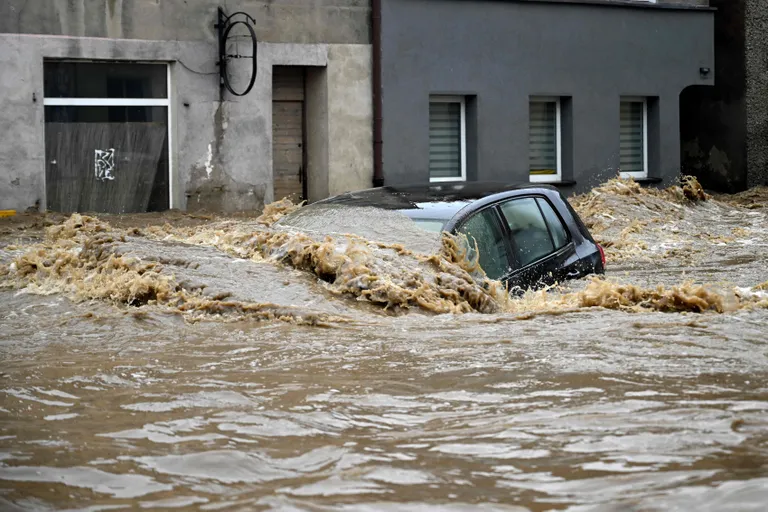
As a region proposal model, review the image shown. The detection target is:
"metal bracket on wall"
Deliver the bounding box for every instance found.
[214,7,258,96]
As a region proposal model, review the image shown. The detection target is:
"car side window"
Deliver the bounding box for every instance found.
[499,197,555,268]
[536,197,568,249]
[456,209,509,280]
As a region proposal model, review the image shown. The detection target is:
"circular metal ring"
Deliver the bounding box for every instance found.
[221,19,257,97]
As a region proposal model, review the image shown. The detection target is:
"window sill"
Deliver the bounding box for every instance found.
[514,0,714,13]
[530,180,576,187]
[633,177,663,184]
[430,178,467,183]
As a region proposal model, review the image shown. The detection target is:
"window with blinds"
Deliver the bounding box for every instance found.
[620,99,647,177]
[529,99,560,181]
[429,96,465,181]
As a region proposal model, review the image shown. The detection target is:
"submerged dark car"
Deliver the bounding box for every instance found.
[278,182,605,291]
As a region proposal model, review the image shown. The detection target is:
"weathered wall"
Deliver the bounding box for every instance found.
[745,0,768,187]
[681,0,768,191]
[0,0,370,44]
[380,0,714,193]
[306,67,331,203]
[0,35,217,213]
[0,36,47,213]
[184,43,330,213]
[303,45,373,203]
[0,34,372,213]
[680,0,746,192]
[327,45,373,196]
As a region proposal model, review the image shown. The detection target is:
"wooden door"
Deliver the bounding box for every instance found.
[272,67,305,203]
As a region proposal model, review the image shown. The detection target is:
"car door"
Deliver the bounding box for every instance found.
[496,195,582,290]
[453,206,515,282]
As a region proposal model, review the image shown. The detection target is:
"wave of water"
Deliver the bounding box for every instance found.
[1,177,768,510]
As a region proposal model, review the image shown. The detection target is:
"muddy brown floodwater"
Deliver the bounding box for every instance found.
[1,178,768,511]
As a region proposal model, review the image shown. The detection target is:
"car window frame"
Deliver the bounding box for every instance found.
[447,190,580,281]
[535,196,572,250]
[495,194,575,275]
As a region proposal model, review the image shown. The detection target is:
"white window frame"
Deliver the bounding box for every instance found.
[619,96,648,180]
[529,96,562,183]
[43,61,175,209]
[429,95,467,183]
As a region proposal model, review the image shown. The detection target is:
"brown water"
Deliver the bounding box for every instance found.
[1,178,768,511]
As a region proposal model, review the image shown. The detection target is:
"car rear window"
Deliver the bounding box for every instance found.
[536,197,568,249]
[560,192,595,242]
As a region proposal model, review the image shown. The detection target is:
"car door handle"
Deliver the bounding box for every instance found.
[566,269,581,278]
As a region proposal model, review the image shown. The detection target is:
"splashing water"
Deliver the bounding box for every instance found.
[2,176,768,511]
[2,176,766,319]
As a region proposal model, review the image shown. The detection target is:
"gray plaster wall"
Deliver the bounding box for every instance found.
[680,0,746,192]
[380,0,715,193]
[306,67,332,202]
[682,0,768,191]
[0,34,372,213]
[745,0,768,187]
[0,0,370,44]
[186,41,329,213]
[299,45,373,204]
[327,45,373,197]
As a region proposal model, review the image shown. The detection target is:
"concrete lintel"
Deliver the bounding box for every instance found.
[2,33,215,63]
[261,43,328,67]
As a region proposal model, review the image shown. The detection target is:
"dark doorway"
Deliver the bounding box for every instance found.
[272,66,307,203]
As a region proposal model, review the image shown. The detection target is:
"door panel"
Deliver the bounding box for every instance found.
[272,101,304,202]
[272,66,305,203]
[497,195,579,289]
[45,106,168,214]
[505,244,575,290]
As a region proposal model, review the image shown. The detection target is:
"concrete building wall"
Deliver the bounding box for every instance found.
[327,45,373,197]
[303,45,374,203]
[0,34,372,213]
[0,0,370,44]
[745,0,768,187]
[379,0,714,194]
[680,0,768,191]
[680,0,746,192]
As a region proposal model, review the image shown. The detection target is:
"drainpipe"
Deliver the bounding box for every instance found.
[372,0,384,187]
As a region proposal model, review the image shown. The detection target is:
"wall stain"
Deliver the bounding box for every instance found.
[106,0,123,39]
[1,0,371,44]
[184,100,265,213]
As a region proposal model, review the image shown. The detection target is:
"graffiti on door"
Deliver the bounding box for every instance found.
[95,148,116,182]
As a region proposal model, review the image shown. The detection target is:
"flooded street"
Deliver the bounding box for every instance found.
[1,179,768,511]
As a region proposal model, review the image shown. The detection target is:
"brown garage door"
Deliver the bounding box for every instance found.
[272,66,305,203]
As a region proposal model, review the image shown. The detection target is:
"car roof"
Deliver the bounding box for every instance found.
[314,181,559,221]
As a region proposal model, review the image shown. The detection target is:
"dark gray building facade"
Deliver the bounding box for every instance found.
[379,0,715,194]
